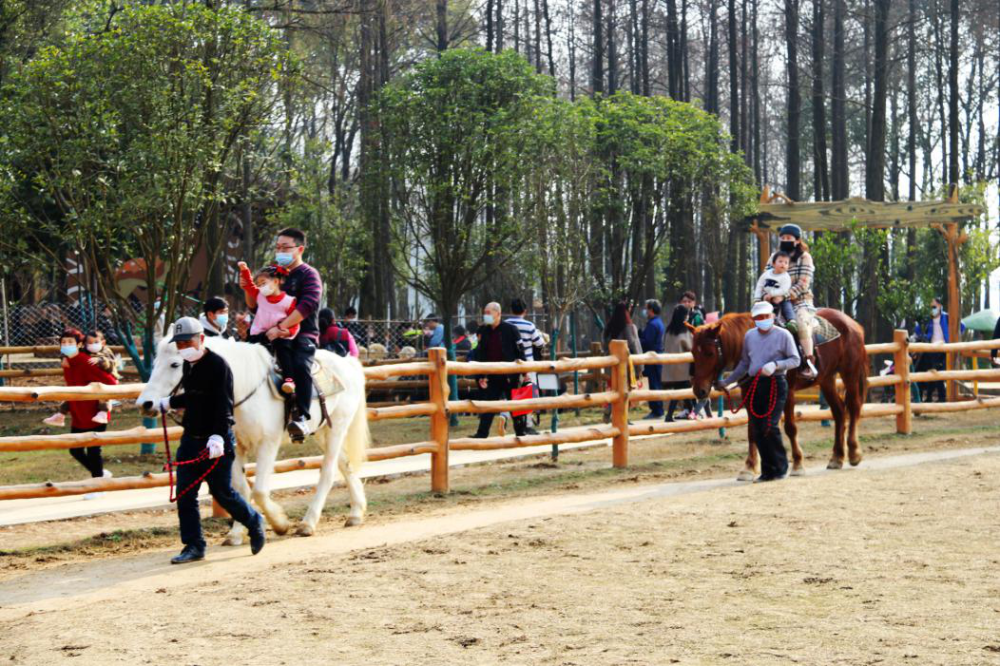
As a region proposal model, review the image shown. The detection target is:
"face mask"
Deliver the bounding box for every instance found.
[779,241,797,253]
[86,343,103,354]
[931,307,940,317]
[178,347,205,363]
[275,252,295,267]
[755,318,774,331]
[258,283,275,297]
[214,314,229,329]
[482,314,495,325]
[61,344,79,358]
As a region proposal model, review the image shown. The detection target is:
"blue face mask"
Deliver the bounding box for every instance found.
[275,252,295,267]
[931,307,940,317]
[61,344,79,358]
[214,314,229,329]
[482,314,495,325]
[755,318,774,331]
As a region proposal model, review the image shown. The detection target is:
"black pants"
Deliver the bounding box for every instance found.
[664,381,692,419]
[644,369,664,416]
[475,379,527,437]
[917,352,946,402]
[273,336,316,419]
[747,375,789,479]
[70,425,106,478]
[175,432,261,551]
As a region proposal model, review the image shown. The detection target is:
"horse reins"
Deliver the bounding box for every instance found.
[160,405,220,503]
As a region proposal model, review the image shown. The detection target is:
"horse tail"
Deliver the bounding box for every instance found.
[343,373,370,472]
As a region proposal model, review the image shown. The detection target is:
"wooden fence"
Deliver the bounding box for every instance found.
[2,331,1000,501]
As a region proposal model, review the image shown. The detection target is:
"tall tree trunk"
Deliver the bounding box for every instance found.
[592,0,604,95]
[751,0,761,183]
[666,0,681,99]
[905,0,918,284]
[542,0,555,75]
[436,0,448,51]
[640,0,650,95]
[947,0,959,189]
[486,0,494,51]
[810,0,830,201]
[704,0,719,114]
[727,0,738,153]
[785,0,801,200]
[739,0,748,162]
[607,0,618,94]
[830,0,847,199]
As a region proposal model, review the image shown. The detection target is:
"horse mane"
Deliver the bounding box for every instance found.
[204,336,272,403]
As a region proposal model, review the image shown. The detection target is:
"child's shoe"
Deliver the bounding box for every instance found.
[43,413,66,427]
[92,411,109,425]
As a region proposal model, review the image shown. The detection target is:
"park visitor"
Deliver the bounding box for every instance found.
[199,296,231,339]
[716,301,800,482]
[452,325,472,357]
[319,308,358,357]
[43,328,117,495]
[238,262,301,396]
[767,224,818,380]
[914,297,963,402]
[754,251,796,325]
[662,304,695,422]
[639,299,666,420]
[470,301,528,439]
[679,291,705,327]
[154,317,265,564]
[424,314,445,349]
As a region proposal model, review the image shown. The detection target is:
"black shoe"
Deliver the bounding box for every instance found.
[469,432,489,439]
[171,545,205,565]
[641,412,663,421]
[288,416,312,440]
[664,414,675,422]
[524,427,540,436]
[754,473,788,483]
[249,515,266,555]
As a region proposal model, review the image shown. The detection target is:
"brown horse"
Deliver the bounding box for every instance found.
[688,309,867,480]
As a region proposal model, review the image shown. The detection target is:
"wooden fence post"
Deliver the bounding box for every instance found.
[609,340,631,468]
[893,329,911,434]
[427,348,450,493]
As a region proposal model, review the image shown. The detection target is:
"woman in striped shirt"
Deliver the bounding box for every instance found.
[767,224,818,380]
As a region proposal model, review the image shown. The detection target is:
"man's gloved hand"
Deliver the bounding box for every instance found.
[158,397,172,413]
[761,362,777,377]
[206,435,225,459]
[713,379,728,392]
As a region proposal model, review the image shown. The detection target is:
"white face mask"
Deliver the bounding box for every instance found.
[178,346,205,363]
[258,283,275,297]
[86,343,103,354]
[482,314,495,325]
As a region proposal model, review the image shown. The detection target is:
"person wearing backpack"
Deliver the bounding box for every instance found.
[319,308,358,358]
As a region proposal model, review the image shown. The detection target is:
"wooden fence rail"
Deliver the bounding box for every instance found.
[3,330,1000,501]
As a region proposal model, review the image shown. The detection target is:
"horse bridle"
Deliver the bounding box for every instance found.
[160,366,265,423]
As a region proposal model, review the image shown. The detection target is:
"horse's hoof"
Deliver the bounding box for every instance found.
[849,454,863,467]
[344,515,364,527]
[270,519,291,536]
[222,535,243,547]
[827,459,844,470]
[736,469,755,482]
[295,522,315,537]
[789,466,806,477]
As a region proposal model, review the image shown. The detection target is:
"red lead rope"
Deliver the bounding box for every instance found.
[160,408,221,503]
[724,370,779,422]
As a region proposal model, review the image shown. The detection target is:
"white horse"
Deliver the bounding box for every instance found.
[136,336,369,543]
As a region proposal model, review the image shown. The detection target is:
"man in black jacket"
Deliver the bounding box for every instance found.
[156,317,265,564]
[470,302,528,438]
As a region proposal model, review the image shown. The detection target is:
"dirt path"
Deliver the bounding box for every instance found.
[4,447,1000,665]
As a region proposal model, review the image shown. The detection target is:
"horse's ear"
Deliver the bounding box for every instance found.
[684,321,697,333]
[703,323,721,338]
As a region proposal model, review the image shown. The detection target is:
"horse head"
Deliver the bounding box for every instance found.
[688,320,726,400]
[136,337,185,417]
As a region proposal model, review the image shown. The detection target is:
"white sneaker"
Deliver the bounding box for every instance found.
[92,411,109,424]
[43,413,66,427]
[675,409,690,420]
[102,469,113,478]
[82,492,103,501]
[288,417,313,438]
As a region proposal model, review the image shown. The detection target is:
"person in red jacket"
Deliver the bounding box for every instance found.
[53,328,117,487]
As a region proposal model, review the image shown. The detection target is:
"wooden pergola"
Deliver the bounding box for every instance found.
[748,186,985,400]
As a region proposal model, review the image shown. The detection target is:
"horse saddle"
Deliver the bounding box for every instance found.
[266,359,345,403]
[783,314,841,348]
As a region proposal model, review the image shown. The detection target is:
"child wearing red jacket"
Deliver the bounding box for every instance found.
[47,329,118,488]
[237,262,301,395]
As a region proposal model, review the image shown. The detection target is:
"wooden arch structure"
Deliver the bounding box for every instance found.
[748,186,984,400]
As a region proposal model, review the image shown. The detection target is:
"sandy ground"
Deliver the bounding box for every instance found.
[2,447,999,666]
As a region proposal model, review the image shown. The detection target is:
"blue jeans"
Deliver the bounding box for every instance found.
[778,299,796,324]
[175,432,260,551]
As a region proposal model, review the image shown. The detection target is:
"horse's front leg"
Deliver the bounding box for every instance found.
[251,438,292,536]
[223,448,251,546]
[737,422,758,482]
[783,388,804,475]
